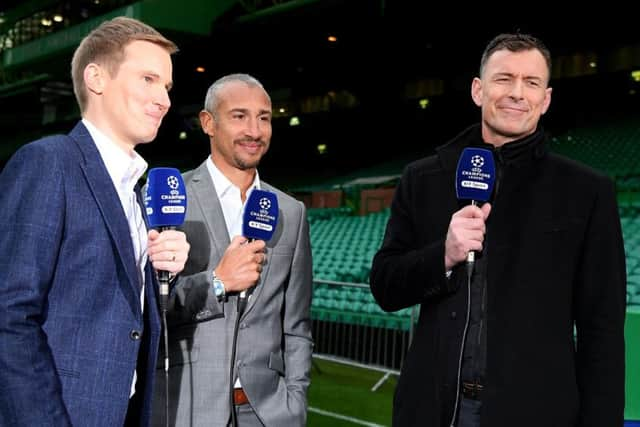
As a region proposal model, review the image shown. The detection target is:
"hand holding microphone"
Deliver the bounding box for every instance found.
[446,148,496,273]
[144,168,189,311]
[214,190,279,312]
[214,236,266,294]
[147,229,189,273]
[445,204,491,270]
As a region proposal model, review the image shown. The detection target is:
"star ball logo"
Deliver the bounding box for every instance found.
[167,175,181,197]
[471,155,484,168]
[167,175,180,190]
[259,197,271,211]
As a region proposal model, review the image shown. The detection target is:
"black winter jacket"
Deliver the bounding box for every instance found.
[370,124,626,427]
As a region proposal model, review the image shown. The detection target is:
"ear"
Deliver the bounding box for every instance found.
[84,63,105,95]
[541,87,553,115]
[471,77,483,107]
[199,110,215,136]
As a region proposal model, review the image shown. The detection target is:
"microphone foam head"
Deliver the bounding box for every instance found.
[455,147,496,202]
[242,189,279,241]
[144,167,187,228]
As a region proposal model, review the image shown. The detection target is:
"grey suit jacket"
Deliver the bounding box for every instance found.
[151,160,313,427]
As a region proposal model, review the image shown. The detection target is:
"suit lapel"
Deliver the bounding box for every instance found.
[68,122,141,315]
[190,161,230,261]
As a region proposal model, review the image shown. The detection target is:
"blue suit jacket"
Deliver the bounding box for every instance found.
[0,122,161,426]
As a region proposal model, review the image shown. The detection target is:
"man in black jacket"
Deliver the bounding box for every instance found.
[370,33,626,427]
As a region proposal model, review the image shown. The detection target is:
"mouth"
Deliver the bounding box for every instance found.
[236,140,264,154]
[499,105,528,114]
[146,112,165,126]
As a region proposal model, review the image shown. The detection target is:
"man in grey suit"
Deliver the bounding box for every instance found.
[152,73,313,427]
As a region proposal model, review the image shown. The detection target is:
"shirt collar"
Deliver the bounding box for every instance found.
[82,118,148,193]
[205,155,261,199]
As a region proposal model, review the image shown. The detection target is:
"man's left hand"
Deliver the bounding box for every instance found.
[147,229,190,274]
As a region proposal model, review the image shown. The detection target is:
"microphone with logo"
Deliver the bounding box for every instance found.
[238,189,279,314]
[455,148,496,273]
[144,167,187,427]
[144,168,187,310]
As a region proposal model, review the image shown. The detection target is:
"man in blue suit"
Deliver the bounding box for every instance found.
[0,17,190,427]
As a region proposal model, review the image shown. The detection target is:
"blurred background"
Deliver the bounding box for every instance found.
[1,1,639,425]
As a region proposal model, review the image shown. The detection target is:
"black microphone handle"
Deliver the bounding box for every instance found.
[466,200,478,274]
[156,225,176,312]
[152,225,178,427]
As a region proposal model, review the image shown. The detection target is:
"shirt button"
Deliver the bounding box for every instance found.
[450,311,457,319]
[130,330,141,340]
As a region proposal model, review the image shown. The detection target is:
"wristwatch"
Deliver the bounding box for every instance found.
[212,271,226,301]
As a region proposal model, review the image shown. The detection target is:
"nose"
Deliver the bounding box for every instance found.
[156,88,171,111]
[509,79,524,99]
[245,117,263,139]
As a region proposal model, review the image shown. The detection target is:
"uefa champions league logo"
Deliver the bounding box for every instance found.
[457,148,493,196]
[167,175,181,196]
[471,155,484,168]
[167,175,180,190]
[259,197,271,211]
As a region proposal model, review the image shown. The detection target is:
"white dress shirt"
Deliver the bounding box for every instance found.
[206,155,260,239]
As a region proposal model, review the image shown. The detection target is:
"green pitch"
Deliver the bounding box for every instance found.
[308,358,396,426]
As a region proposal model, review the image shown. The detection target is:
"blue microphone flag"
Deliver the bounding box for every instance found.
[144,167,187,228]
[242,189,279,241]
[455,148,496,202]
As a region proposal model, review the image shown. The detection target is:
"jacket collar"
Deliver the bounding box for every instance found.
[436,123,548,171]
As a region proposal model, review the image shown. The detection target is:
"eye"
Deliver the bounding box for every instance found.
[143,75,154,83]
[260,115,272,123]
[232,113,245,120]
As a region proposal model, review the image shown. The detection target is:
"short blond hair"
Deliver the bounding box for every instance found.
[71,16,178,112]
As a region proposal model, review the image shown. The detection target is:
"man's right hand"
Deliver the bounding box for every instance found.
[214,236,266,293]
[444,203,491,270]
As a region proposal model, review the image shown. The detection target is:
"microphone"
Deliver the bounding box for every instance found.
[238,189,279,313]
[144,167,187,310]
[144,167,187,427]
[455,148,496,267]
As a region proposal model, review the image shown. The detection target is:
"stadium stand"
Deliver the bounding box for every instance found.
[549,117,640,179]
[309,208,414,373]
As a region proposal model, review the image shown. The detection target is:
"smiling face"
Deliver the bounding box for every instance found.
[200,80,272,174]
[471,48,552,146]
[84,40,173,153]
